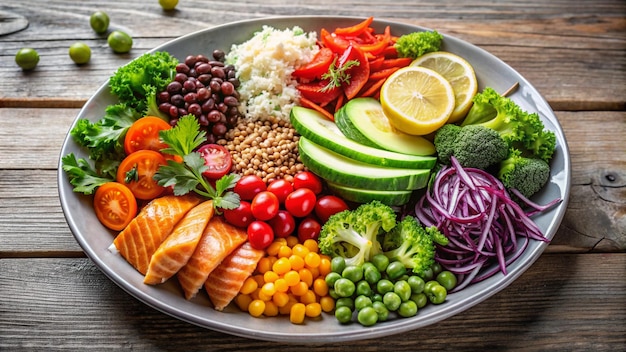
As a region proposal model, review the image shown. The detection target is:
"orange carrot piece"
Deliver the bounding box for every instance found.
[381,57,412,69]
[369,67,400,81]
[334,93,346,113]
[300,96,335,121]
[359,78,387,97]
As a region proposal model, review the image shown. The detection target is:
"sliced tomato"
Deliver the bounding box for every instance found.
[292,48,335,80]
[93,182,138,231]
[116,150,167,200]
[334,16,374,36]
[124,116,171,155]
[297,80,342,105]
[338,45,370,100]
[197,143,232,180]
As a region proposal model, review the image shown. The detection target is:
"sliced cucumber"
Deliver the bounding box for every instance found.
[298,137,431,191]
[326,181,414,206]
[340,97,436,156]
[334,106,378,148]
[290,106,436,170]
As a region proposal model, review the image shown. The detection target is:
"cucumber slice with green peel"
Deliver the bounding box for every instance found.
[298,137,431,191]
[334,106,378,148]
[340,97,436,156]
[326,181,414,206]
[290,106,436,170]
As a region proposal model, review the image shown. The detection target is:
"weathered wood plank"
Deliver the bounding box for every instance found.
[0,1,624,110]
[0,254,624,351]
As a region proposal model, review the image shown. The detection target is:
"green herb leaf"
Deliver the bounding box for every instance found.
[61,153,113,195]
[320,58,360,92]
[159,114,206,157]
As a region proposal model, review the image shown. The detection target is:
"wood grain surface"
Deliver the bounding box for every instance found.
[0,0,624,351]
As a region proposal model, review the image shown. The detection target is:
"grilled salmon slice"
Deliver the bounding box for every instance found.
[204,242,264,311]
[177,216,248,300]
[112,194,201,275]
[144,200,215,285]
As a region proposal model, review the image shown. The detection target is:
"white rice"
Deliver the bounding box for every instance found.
[226,26,319,121]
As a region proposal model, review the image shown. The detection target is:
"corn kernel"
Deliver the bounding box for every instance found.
[274,278,289,293]
[318,255,332,276]
[288,254,305,271]
[303,238,319,253]
[277,245,292,258]
[300,289,317,305]
[235,294,252,311]
[283,270,300,286]
[256,257,272,274]
[272,291,290,307]
[240,277,259,295]
[290,281,309,296]
[304,251,321,268]
[286,235,299,248]
[248,299,266,317]
[263,270,279,283]
[260,282,277,297]
[305,302,322,318]
[292,244,310,258]
[298,268,313,287]
[264,300,279,317]
[313,277,329,297]
[272,257,292,275]
[320,296,335,312]
[290,303,306,324]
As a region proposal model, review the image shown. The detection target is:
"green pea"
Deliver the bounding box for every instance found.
[325,271,342,288]
[335,297,355,311]
[90,11,109,34]
[15,48,39,70]
[426,283,447,305]
[385,261,406,280]
[408,275,425,294]
[69,42,91,64]
[398,300,418,318]
[342,265,363,283]
[436,270,458,291]
[420,267,434,281]
[394,280,412,302]
[383,291,401,311]
[335,306,353,324]
[371,293,383,302]
[431,262,443,276]
[372,301,389,322]
[357,306,378,326]
[410,292,428,308]
[108,30,133,54]
[355,280,372,297]
[363,265,382,285]
[370,254,389,272]
[376,279,394,295]
[331,256,346,273]
[354,295,373,311]
[334,278,356,298]
[424,280,440,295]
[328,288,339,300]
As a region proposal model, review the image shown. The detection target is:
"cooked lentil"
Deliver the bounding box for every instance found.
[217,116,306,183]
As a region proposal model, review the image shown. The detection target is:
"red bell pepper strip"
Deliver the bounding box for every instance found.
[368,67,400,81]
[338,45,370,100]
[334,17,374,37]
[299,96,335,121]
[321,28,349,53]
[368,55,385,72]
[292,48,335,80]
[359,78,387,97]
[380,57,413,69]
[297,80,342,105]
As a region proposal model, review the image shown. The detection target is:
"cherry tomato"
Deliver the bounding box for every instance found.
[268,210,296,238]
[93,182,138,231]
[315,195,350,223]
[116,150,167,200]
[293,171,323,194]
[266,178,294,205]
[223,201,254,228]
[251,191,280,221]
[197,143,232,180]
[234,175,267,201]
[285,188,317,218]
[124,116,172,155]
[247,220,274,250]
[297,217,321,242]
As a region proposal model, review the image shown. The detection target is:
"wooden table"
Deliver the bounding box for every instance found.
[1,1,625,351]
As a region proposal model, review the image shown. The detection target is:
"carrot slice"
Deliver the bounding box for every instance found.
[334,16,374,36]
[359,78,387,97]
[369,67,401,81]
[299,96,335,121]
[381,57,412,69]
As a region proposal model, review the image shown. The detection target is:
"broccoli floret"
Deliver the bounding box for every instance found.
[109,51,177,120]
[382,216,448,275]
[395,30,443,59]
[498,148,551,198]
[434,124,508,169]
[318,200,397,267]
[461,87,556,162]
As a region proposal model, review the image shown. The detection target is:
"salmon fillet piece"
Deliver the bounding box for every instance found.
[177,216,248,300]
[144,200,215,285]
[113,195,201,275]
[204,242,264,311]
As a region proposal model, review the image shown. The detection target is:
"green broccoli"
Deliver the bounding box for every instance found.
[434,124,509,169]
[108,51,178,120]
[498,148,551,198]
[395,30,443,59]
[382,216,448,275]
[461,87,556,162]
[318,200,397,267]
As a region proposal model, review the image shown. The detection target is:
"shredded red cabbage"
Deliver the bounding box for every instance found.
[414,157,561,292]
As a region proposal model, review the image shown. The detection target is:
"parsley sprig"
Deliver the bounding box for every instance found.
[155,115,240,210]
[320,58,360,92]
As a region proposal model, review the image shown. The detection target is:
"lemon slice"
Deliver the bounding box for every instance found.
[380,66,455,136]
[411,51,478,123]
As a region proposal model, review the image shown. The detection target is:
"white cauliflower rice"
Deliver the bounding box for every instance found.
[225,26,319,121]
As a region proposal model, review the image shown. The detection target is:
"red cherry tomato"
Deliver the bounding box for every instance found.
[197,143,232,180]
[234,175,267,201]
[315,195,350,223]
[266,178,294,205]
[247,220,275,250]
[268,210,296,238]
[293,171,323,194]
[284,188,317,218]
[223,201,254,228]
[251,191,280,221]
[298,217,321,242]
